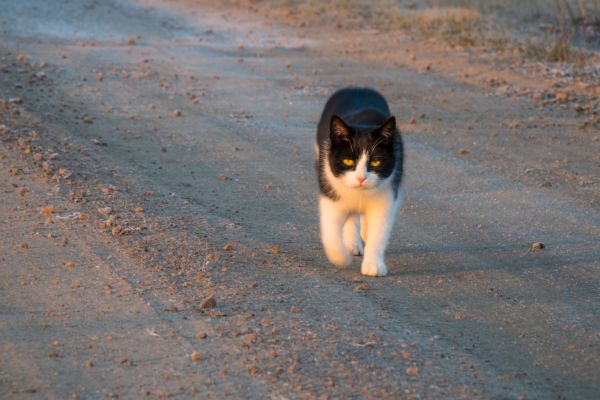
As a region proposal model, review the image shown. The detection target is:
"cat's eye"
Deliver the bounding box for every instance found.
[370,160,381,167]
[342,159,354,167]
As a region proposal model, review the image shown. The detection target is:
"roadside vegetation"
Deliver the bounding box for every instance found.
[236,0,599,69]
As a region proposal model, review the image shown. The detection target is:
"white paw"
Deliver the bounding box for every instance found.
[325,247,352,267]
[361,257,388,277]
[349,240,364,256]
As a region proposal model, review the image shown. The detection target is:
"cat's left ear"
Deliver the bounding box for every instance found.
[378,116,397,142]
[330,115,351,142]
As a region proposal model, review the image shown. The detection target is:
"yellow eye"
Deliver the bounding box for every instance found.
[370,160,381,167]
[342,159,354,167]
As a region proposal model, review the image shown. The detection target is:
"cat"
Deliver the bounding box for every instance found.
[316,87,404,277]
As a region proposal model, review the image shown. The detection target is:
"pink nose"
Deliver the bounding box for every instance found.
[357,176,366,184]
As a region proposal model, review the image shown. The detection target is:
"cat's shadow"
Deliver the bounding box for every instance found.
[342,241,582,279]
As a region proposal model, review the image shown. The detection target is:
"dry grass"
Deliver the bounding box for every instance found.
[238,0,599,66]
[525,36,592,66]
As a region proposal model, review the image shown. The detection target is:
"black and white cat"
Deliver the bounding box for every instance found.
[316,88,404,277]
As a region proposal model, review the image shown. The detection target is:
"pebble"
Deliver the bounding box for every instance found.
[268,245,281,254]
[200,296,216,309]
[40,206,54,216]
[97,207,112,216]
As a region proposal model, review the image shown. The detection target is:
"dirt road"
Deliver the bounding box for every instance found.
[1,0,599,398]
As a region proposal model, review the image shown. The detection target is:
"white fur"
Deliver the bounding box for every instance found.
[319,149,402,277]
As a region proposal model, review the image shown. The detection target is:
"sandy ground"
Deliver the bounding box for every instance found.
[1,0,599,399]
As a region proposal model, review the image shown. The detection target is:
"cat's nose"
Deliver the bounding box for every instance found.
[356,176,366,184]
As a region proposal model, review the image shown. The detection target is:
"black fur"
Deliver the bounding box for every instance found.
[316,87,404,200]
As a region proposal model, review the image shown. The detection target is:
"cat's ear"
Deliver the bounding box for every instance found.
[330,115,350,142]
[378,116,397,142]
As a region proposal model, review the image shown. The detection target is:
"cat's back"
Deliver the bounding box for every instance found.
[317,88,390,143]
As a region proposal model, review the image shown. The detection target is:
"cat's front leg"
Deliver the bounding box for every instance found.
[320,196,352,267]
[343,214,363,256]
[361,195,400,277]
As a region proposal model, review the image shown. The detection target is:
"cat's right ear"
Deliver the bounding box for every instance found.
[330,115,350,142]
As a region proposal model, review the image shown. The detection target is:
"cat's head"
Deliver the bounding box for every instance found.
[327,115,398,190]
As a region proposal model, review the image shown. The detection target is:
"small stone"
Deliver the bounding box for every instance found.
[290,306,300,313]
[508,120,521,129]
[531,242,545,250]
[97,207,112,216]
[223,243,234,251]
[83,116,93,124]
[356,283,371,291]
[33,153,43,161]
[200,296,216,309]
[218,174,229,181]
[459,148,469,156]
[172,110,181,118]
[555,92,569,101]
[20,242,29,250]
[406,367,418,377]
[247,364,258,374]
[39,206,54,216]
[195,332,207,339]
[134,207,144,213]
[83,360,93,368]
[90,138,103,145]
[127,38,137,46]
[190,352,201,362]
[65,261,75,269]
[268,245,281,254]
